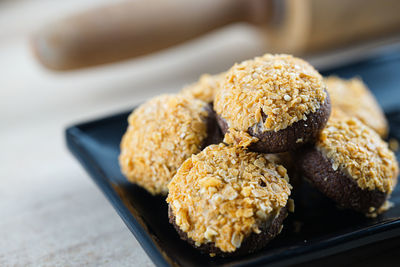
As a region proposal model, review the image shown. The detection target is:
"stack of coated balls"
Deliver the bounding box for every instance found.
[119,54,399,257]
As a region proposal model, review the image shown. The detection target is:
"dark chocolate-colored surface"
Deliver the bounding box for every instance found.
[203,105,223,148]
[216,94,331,153]
[66,51,400,267]
[299,148,387,214]
[168,206,288,257]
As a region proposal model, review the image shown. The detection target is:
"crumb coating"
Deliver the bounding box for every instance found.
[214,54,327,134]
[317,117,398,193]
[181,72,226,103]
[167,144,291,252]
[325,76,388,137]
[119,94,209,195]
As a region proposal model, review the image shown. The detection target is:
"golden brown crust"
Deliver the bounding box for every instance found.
[214,54,327,133]
[181,72,226,103]
[119,94,210,195]
[218,94,331,153]
[325,76,388,137]
[166,144,291,253]
[316,116,398,193]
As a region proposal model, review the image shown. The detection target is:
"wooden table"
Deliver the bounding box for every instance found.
[0,1,266,265]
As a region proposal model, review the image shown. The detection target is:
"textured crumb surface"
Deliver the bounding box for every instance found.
[325,76,388,137]
[329,107,349,120]
[218,96,331,152]
[223,127,259,148]
[317,116,398,193]
[167,144,291,253]
[214,54,327,133]
[299,148,387,215]
[264,152,300,187]
[181,72,226,103]
[119,94,210,195]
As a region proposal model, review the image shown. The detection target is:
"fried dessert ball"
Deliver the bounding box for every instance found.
[214,54,331,153]
[299,116,398,216]
[167,144,292,256]
[119,94,221,195]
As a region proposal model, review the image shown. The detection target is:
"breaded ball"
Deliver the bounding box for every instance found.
[119,94,221,195]
[167,144,292,256]
[214,54,331,153]
[299,116,398,216]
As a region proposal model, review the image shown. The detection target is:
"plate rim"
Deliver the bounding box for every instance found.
[66,125,172,267]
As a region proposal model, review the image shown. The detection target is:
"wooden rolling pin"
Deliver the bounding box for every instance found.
[31,0,400,70]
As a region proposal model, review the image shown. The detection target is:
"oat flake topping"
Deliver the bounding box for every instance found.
[325,76,388,137]
[214,54,326,133]
[317,117,398,193]
[181,72,226,103]
[167,144,291,252]
[119,94,209,195]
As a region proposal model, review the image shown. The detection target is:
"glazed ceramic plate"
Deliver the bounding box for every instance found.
[66,52,400,266]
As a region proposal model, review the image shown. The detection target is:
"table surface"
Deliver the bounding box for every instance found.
[2,1,400,266]
[0,1,268,266]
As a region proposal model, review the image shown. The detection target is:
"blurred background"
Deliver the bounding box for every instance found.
[2,0,400,265]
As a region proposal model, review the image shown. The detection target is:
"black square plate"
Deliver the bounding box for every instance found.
[66,52,400,266]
